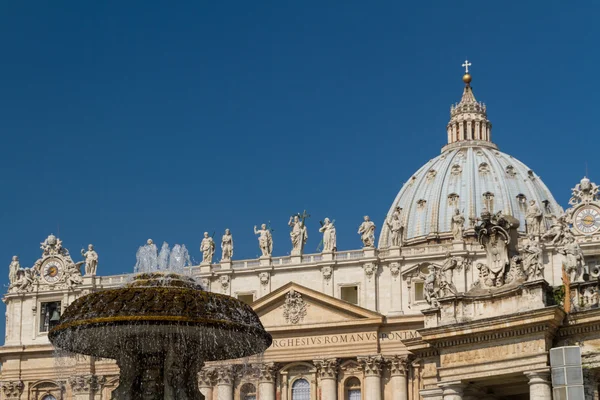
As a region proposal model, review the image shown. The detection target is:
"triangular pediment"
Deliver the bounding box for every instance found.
[252,282,383,330]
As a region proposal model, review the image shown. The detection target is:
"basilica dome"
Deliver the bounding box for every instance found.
[378,74,562,247]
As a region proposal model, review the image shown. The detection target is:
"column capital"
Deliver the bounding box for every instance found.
[255,362,278,383]
[68,375,104,394]
[198,367,216,387]
[314,358,339,380]
[438,381,466,396]
[1,381,24,400]
[386,355,410,376]
[524,369,551,385]
[215,366,235,386]
[357,355,384,377]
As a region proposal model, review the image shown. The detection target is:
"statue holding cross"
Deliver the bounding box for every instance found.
[289,210,309,256]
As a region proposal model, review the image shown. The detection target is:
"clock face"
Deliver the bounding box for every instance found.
[42,260,63,283]
[574,205,600,235]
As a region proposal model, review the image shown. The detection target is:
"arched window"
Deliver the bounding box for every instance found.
[345,377,361,400]
[41,396,57,400]
[291,378,310,400]
[240,383,257,400]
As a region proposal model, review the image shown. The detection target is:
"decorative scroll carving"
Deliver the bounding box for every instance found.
[198,368,216,387]
[363,263,377,279]
[215,366,235,386]
[283,289,307,324]
[387,355,410,376]
[1,381,24,399]
[256,362,278,382]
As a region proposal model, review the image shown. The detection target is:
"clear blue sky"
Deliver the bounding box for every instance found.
[0,1,598,324]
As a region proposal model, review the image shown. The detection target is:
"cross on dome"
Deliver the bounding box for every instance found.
[462,59,472,73]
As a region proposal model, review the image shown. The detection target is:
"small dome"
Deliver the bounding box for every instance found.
[379,144,562,246]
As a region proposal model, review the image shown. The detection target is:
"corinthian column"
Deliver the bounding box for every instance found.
[257,362,278,400]
[1,381,24,400]
[358,355,383,400]
[314,358,339,400]
[198,368,215,400]
[388,355,409,400]
[216,366,234,400]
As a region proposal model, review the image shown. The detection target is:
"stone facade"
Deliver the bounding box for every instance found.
[3,72,600,399]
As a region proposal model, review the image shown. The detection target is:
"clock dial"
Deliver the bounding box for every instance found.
[574,206,600,235]
[42,260,63,283]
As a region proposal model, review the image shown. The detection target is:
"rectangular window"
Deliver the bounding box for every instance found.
[414,282,425,302]
[341,286,358,305]
[237,294,254,305]
[40,301,61,333]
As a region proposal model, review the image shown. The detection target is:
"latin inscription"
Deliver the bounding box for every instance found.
[271,331,419,348]
[441,341,540,366]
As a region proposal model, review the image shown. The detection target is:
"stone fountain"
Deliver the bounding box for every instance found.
[48,241,272,400]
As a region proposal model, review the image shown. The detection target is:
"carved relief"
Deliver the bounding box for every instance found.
[321,266,333,281]
[256,362,278,382]
[390,263,400,278]
[314,358,338,380]
[1,381,24,399]
[363,263,377,279]
[69,375,103,394]
[426,169,437,182]
[450,164,462,176]
[259,272,270,287]
[283,290,308,324]
[387,355,410,376]
[570,177,600,205]
[198,368,216,387]
[357,355,383,376]
[219,275,230,293]
[505,165,517,177]
[478,162,490,174]
[215,366,235,385]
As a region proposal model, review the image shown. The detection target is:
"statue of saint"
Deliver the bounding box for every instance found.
[8,256,20,285]
[200,232,215,264]
[451,209,465,241]
[254,224,273,257]
[522,234,543,280]
[288,215,308,256]
[221,229,234,261]
[81,244,98,276]
[386,207,404,247]
[526,200,543,236]
[10,268,34,293]
[319,218,336,252]
[440,257,458,296]
[358,216,376,248]
[559,235,584,282]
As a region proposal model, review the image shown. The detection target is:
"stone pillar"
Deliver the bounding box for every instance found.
[198,368,215,400]
[69,375,102,400]
[439,382,465,400]
[216,366,234,400]
[524,371,552,400]
[362,263,378,310]
[315,358,338,400]
[1,381,24,400]
[388,355,409,400]
[257,362,278,400]
[358,355,383,400]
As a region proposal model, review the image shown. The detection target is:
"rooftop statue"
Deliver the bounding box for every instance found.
[319,218,336,252]
[541,213,571,245]
[254,224,273,257]
[358,216,376,248]
[288,212,308,256]
[451,209,465,241]
[200,232,215,264]
[386,207,404,247]
[522,234,544,280]
[221,229,234,261]
[8,256,20,285]
[559,235,585,283]
[525,200,543,236]
[81,244,98,276]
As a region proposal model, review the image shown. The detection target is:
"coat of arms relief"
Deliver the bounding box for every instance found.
[283,289,308,324]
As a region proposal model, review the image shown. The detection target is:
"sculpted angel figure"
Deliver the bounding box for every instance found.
[541,213,569,245]
[358,216,376,248]
[254,224,273,257]
[200,232,216,264]
[526,200,543,236]
[81,244,98,276]
[221,229,234,261]
[288,215,308,255]
[386,207,404,247]
[417,265,440,307]
[8,256,20,285]
[10,268,34,293]
[451,209,465,241]
[319,218,337,252]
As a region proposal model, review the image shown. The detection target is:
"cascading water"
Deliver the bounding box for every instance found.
[49,239,272,400]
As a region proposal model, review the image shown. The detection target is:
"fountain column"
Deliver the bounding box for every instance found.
[199,368,215,400]
[216,366,235,400]
[388,355,409,400]
[258,362,278,400]
[314,358,338,400]
[358,355,383,400]
[68,375,102,400]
